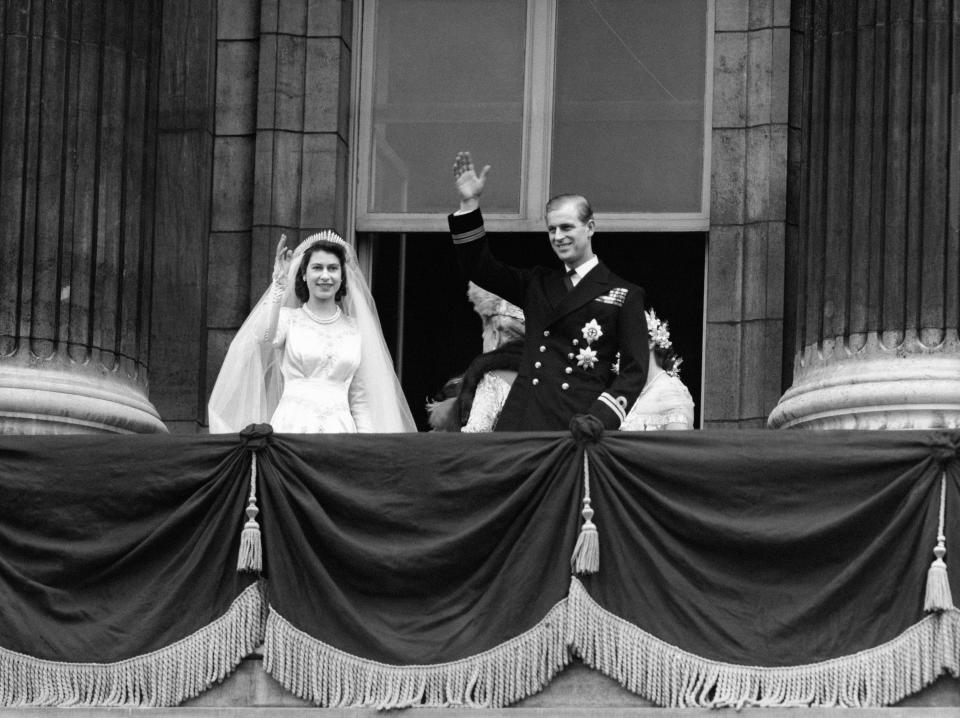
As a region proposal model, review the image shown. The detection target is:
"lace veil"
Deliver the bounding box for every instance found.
[208,232,416,433]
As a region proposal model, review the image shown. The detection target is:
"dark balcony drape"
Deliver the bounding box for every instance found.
[0,430,957,708]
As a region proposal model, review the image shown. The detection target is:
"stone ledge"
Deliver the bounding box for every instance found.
[178,657,960,711]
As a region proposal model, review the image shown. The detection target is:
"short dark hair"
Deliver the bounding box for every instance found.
[545,194,593,223]
[294,240,348,303]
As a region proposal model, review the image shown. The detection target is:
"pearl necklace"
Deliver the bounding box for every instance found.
[302,304,341,324]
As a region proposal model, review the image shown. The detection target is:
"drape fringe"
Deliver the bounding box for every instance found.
[567,577,960,708]
[263,598,570,709]
[0,582,265,707]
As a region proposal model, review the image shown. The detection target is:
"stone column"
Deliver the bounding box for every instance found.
[770,0,960,429]
[0,0,165,434]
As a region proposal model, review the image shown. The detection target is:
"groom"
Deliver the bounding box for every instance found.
[448,151,649,431]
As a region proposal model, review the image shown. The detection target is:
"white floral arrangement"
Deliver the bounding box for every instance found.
[645,309,671,349]
[646,308,683,378]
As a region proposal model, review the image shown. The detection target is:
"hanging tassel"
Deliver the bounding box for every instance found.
[237,453,262,573]
[924,472,953,612]
[571,451,599,575]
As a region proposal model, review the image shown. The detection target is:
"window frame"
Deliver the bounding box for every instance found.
[352,0,715,234]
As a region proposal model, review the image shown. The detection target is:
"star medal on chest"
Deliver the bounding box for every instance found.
[576,345,598,370]
[581,318,603,344]
[577,319,603,369]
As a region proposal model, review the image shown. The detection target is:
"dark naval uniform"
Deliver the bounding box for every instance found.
[449,208,649,431]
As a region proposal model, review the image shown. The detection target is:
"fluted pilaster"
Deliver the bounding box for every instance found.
[771,0,960,429]
[0,0,165,434]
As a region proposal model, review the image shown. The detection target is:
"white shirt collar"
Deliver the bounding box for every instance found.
[566,255,599,279]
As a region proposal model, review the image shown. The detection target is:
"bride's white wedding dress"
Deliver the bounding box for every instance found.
[269,307,372,433]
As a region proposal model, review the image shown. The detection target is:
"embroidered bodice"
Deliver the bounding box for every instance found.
[620,371,694,431]
[268,306,370,432]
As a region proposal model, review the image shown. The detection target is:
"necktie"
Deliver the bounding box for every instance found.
[564,268,576,292]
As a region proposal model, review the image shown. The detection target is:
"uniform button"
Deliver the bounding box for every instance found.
[565,367,573,374]
[534,361,542,369]
[572,339,579,346]
[532,378,539,386]
[561,382,570,390]
[568,353,575,359]
[539,345,546,352]
[543,330,550,337]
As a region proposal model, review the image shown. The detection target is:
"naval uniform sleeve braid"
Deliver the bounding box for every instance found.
[448,208,529,309]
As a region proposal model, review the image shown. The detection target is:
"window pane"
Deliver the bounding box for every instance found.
[551,0,707,213]
[368,0,527,214]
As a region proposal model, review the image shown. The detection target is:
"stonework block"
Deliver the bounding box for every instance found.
[256,33,278,128]
[703,321,741,421]
[715,0,748,31]
[739,319,767,418]
[251,225,282,302]
[771,27,790,124]
[334,132,348,232]
[748,0,773,29]
[271,131,305,227]
[763,318,785,416]
[703,419,743,429]
[260,0,279,33]
[773,0,790,27]
[711,128,746,224]
[706,225,743,323]
[299,132,341,229]
[713,32,748,127]
[206,329,237,411]
[746,28,773,126]
[212,136,254,232]
[215,40,258,135]
[337,42,352,138]
[279,0,308,34]
[769,123,788,220]
[253,130,276,225]
[304,38,343,133]
[207,232,252,328]
[165,420,203,434]
[308,0,350,38]
[766,221,785,317]
[217,0,258,39]
[746,124,772,222]
[742,222,768,321]
[275,34,306,131]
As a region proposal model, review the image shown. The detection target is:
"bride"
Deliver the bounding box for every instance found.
[208,231,416,433]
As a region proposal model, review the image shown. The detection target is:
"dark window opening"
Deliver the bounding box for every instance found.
[366,231,706,431]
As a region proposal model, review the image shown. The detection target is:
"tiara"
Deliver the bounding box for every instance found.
[293,230,350,259]
[645,308,671,349]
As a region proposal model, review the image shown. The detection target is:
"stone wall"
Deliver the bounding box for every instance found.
[703,0,790,428]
